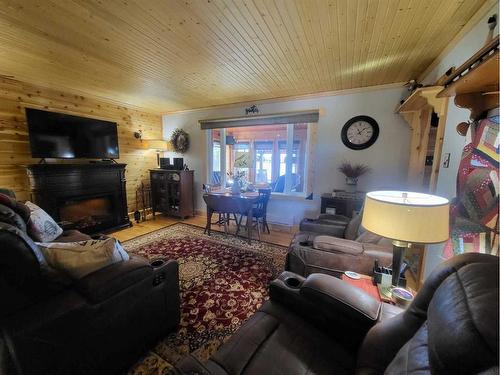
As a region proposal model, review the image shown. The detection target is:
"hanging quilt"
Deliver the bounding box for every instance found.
[444,115,499,258]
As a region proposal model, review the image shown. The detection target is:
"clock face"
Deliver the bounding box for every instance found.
[341,116,379,150]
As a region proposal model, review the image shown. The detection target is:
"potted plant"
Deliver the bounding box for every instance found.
[338,161,371,192]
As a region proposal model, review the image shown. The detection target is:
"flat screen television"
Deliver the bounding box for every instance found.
[26,108,119,159]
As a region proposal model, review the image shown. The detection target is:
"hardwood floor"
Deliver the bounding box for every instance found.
[112,213,297,247]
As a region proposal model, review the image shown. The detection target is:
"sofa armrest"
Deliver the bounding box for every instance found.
[313,236,364,255]
[269,271,381,349]
[76,254,153,303]
[299,219,347,237]
[318,213,351,223]
[301,273,381,321]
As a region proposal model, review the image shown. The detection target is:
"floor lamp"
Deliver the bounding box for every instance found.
[361,191,449,296]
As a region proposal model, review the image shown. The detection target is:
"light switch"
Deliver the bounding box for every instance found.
[443,153,451,168]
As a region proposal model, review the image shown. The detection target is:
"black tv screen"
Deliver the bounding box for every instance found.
[26,108,119,159]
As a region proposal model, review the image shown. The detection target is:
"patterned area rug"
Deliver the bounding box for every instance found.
[123,223,287,374]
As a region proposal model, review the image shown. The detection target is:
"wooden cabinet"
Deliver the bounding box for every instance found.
[150,169,194,218]
[320,193,364,217]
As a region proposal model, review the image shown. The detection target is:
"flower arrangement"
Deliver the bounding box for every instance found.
[228,170,246,194]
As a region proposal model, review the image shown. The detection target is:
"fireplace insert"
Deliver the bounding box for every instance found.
[59,195,115,233]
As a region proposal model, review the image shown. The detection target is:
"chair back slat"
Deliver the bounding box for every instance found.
[256,188,271,212]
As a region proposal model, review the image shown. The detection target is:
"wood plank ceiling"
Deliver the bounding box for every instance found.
[0,0,488,112]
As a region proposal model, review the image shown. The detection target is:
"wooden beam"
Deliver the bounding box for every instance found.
[429,97,449,192]
[396,86,446,116]
[454,92,500,120]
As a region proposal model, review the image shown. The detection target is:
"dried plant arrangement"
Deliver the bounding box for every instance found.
[337,161,371,178]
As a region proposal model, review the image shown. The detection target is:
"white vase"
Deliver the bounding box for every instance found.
[345,177,358,193]
[231,180,240,195]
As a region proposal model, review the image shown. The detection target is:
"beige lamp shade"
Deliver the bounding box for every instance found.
[362,191,450,244]
[146,139,172,151]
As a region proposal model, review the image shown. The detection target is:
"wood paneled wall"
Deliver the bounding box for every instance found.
[0,78,162,213]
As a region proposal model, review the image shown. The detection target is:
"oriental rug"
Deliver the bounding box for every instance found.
[124,223,287,374]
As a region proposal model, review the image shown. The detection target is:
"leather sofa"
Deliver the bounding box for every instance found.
[286,231,393,277]
[173,253,498,375]
[288,212,393,277]
[0,190,181,375]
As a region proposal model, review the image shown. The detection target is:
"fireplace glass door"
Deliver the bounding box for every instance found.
[59,196,115,233]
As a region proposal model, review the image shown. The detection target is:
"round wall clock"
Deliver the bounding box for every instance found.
[341,115,379,150]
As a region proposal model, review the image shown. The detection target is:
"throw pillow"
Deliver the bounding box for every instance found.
[25,201,63,242]
[38,237,129,279]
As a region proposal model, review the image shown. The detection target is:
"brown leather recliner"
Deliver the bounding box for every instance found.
[173,253,498,375]
[286,231,393,278]
[0,190,181,375]
[289,211,393,277]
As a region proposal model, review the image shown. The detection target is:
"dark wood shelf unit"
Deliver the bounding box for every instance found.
[320,193,365,217]
[150,169,194,219]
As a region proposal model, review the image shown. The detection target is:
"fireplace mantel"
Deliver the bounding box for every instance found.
[26,163,131,234]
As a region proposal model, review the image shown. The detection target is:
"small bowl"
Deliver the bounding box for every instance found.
[392,287,414,308]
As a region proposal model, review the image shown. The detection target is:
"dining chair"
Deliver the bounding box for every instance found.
[237,188,271,240]
[202,185,238,228]
[203,194,245,235]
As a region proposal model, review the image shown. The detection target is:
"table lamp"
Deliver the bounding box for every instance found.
[361,190,449,294]
[146,139,172,168]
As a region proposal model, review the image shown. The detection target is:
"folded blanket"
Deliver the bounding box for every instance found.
[37,237,129,279]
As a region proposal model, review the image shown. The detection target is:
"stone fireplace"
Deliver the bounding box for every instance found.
[27,163,131,234]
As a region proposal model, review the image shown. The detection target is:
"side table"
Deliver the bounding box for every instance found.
[341,274,393,304]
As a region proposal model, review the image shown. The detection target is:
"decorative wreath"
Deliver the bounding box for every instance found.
[170,128,190,153]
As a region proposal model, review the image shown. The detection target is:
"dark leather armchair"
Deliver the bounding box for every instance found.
[173,253,498,375]
[0,190,181,375]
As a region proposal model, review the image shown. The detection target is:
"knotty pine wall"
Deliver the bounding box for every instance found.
[0,78,162,213]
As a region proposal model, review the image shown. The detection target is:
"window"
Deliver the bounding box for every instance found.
[212,141,221,172]
[255,141,274,183]
[207,123,315,195]
[211,130,222,185]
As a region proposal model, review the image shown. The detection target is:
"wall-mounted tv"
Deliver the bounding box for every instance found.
[26,108,119,159]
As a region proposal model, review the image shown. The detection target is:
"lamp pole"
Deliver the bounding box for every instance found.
[391,240,410,287]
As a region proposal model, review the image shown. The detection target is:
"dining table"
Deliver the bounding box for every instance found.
[204,188,260,244]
